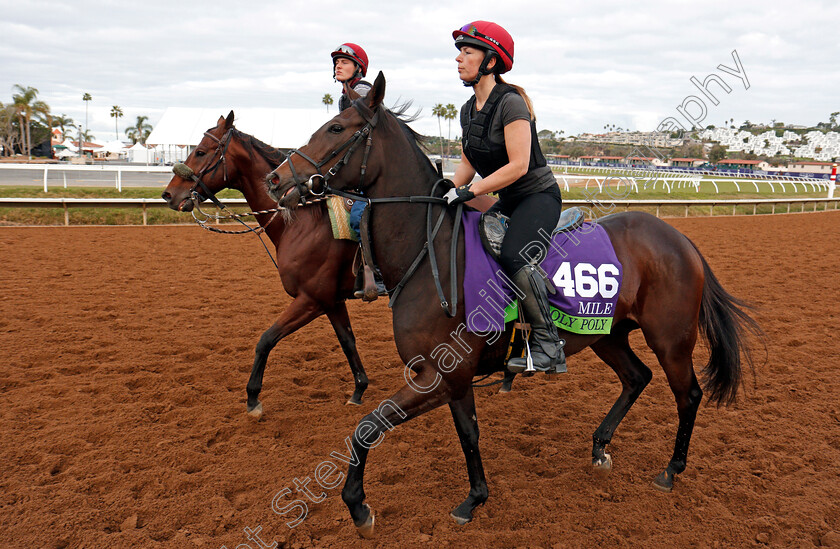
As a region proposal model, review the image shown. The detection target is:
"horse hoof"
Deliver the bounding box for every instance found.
[593,453,612,475]
[652,480,673,493]
[246,402,263,419]
[450,512,471,526]
[345,398,362,406]
[356,508,375,538]
[652,471,674,493]
[498,386,511,394]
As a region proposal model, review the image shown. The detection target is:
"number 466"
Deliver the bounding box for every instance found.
[552,262,619,299]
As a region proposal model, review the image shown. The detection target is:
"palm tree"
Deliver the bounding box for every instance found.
[52,114,75,139]
[33,100,51,150]
[432,103,445,157]
[322,94,334,112]
[12,84,39,157]
[125,115,153,144]
[82,92,92,146]
[0,103,21,156]
[110,105,124,140]
[444,103,458,158]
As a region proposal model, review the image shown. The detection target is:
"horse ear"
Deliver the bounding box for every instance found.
[367,72,386,110]
[344,82,361,103]
[225,110,235,129]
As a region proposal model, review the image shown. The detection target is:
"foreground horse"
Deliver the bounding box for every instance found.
[162,112,370,412]
[267,74,761,536]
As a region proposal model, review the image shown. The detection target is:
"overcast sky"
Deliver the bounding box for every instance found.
[1,0,838,142]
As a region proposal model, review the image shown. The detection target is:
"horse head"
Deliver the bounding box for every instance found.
[161,110,237,212]
[266,72,388,209]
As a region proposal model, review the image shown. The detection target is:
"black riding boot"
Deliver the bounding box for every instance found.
[507,265,566,374]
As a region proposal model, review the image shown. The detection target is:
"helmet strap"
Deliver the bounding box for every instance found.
[463,50,496,87]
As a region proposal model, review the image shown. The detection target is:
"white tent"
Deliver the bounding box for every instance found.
[55,148,77,158]
[146,107,330,149]
[102,140,127,154]
[127,143,154,164]
[59,139,78,152]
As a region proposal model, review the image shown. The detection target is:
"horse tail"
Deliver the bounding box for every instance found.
[689,240,764,407]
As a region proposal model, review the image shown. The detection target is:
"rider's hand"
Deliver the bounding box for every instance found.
[444,184,475,206]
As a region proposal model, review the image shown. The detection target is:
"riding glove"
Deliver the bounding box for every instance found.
[444,184,475,205]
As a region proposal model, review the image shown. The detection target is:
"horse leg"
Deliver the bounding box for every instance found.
[246,296,323,417]
[499,370,516,393]
[448,386,489,524]
[341,368,453,537]
[589,330,653,474]
[651,348,703,492]
[324,303,369,406]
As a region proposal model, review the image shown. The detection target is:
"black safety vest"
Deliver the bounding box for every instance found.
[339,80,372,112]
[460,84,552,201]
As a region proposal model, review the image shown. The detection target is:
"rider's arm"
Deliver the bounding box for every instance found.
[466,119,530,196]
[451,153,476,188]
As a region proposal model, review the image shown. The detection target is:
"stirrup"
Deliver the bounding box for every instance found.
[549,343,567,375]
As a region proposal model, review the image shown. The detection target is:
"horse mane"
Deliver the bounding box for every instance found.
[239,130,287,168]
[387,101,430,152]
[227,126,323,223]
[384,102,440,182]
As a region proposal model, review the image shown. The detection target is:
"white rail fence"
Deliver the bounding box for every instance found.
[551,172,832,195]
[1,163,834,197]
[2,197,837,226]
[0,163,172,192]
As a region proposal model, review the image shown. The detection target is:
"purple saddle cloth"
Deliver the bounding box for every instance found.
[462,210,622,334]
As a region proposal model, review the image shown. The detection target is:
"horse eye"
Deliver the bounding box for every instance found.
[195,150,206,157]
[329,124,344,134]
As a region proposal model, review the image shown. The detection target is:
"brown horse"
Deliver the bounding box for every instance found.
[266,74,762,537]
[161,111,370,414]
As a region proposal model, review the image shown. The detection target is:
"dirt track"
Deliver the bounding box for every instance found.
[1,212,839,548]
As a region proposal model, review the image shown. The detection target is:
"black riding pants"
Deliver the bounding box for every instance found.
[488,185,563,275]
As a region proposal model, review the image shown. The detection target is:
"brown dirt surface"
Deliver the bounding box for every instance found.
[1,212,839,548]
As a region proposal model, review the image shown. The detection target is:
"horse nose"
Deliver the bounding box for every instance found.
[161,190,171,201]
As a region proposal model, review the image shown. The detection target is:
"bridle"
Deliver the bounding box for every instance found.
[276,99,380,203]
[172,126,281,270]
[273,100,463,318]
[178,127,235,209]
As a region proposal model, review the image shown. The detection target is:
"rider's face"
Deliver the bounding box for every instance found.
[334,58,358,82]
[456,46,485,82]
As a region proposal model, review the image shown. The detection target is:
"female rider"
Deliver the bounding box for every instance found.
[444,21,566,373]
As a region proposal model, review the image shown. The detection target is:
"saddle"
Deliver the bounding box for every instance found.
[479,206,584,263]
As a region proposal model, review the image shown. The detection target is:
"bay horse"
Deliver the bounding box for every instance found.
[161,111,371,414]
[266,73,762,537]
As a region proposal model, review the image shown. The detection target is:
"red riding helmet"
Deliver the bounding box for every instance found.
[453,21,514,73]
[331,43,369,77]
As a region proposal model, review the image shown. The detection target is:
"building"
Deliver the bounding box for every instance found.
[669,158,705,168]
[600,156,623,165]
[625,156,656,166]
[545,154,570,165]
[716,159,763,171]
[786,161,835,175]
